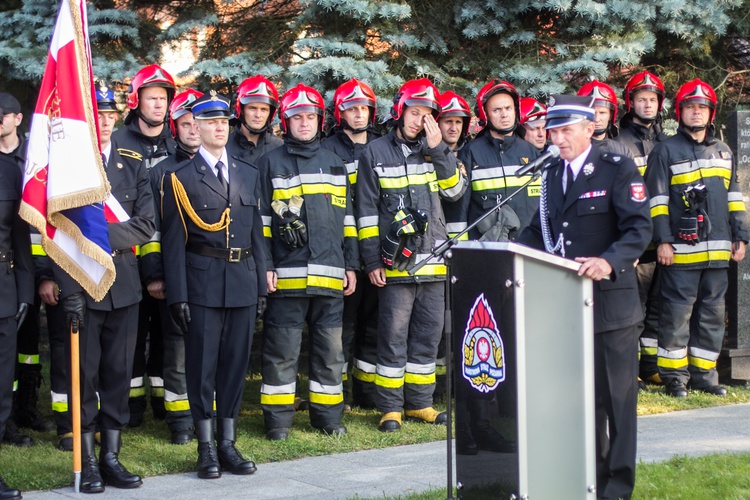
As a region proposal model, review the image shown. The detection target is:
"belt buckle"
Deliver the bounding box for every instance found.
[228,247,242,262]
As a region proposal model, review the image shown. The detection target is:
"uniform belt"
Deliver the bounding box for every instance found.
[186,244,252,262]
[0,250,12,262]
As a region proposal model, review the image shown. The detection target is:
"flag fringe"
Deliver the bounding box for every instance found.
[47,185,109,214]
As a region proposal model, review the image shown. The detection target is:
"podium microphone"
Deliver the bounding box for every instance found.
[515,145,560,177]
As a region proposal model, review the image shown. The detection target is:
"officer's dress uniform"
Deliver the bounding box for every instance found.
[458,131,540,240]
[357,130,466,414]
[257,136,359,433]
[227,127,283,166]
[615,114,669,382]
[112,121,176,422]
[321,128,380,408]
[519,142,652,499]
[139,146,194,438]
[161,146,266,426]
[645,127,748,389]
[53,142,156,434]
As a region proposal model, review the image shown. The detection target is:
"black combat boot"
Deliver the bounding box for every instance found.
[81,432,104,494]
[1,418,33,447]
[14,364,54,432]
[0,475,21,499]
[98,430,143,489]
[470,398,516,453]
[216,418,256,475]
[195,419,221,479]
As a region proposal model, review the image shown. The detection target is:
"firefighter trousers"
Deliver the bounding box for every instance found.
[375,282,444,413]
[261,295,344,431]
[350,278,379,408]
[158,300,192,431]
[657,267,727,388]
[635,262,661,380]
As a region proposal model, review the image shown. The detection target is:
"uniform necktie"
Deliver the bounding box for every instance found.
[216,160,228,193]
[564,162,574,196]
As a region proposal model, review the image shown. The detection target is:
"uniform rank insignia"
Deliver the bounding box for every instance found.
[579,190,606,199]
[462,294,505,394]
[630,183,646,202]
[721,151,731,159]
[521,157,529,164]
[583,163,595,175]
[116,163,123,169]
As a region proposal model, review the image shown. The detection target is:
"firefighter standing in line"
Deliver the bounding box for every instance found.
[161,92,265,479]
[321,78,380,410]
[140,89,203,444]
[356,78,466,432]
[517,97,548,152]
[615,71,670,386]
[577,80,633,158]
[258,83,358,440]
[227,75,283,165]
[112,64,177,426]
[645,79,747,398]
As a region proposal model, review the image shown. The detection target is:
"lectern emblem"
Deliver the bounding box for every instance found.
[462,294,505,393]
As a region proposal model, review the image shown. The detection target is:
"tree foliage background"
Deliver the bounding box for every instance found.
[1,0,750,127]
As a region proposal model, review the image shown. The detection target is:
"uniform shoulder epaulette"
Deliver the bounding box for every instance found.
[117,148,143,161]
[601,152,624,164]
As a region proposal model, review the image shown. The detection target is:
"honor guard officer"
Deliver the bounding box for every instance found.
[321,78,380,410]
[517,97,548,152]
[459,80,540,241]
[54,82,157,493]
[577,81,633,158]
[615,71,670,386]
[645,79,748,398]
[0,150,34,500]
[518,95,652,500]
[228,75,283,164]
[140,89,203,444]
[161,92,265,479]
[258,83,358,440]
[114,64,178,426]
[356,78,466,432]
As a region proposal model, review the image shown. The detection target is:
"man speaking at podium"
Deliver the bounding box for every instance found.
[517,95,652,500]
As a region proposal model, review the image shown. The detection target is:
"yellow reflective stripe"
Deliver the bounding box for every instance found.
[353,367,376,383]
[450,233,469,241]
[276,278,308,290]
[272,184,347,200]
[435,365,447,375]
[342,373,348,381]
[260,393,296,405]
[671,167,731,186]
[437,169,460,190]
[658,357,688,369]
[642,347,658,356]
[638,165,647,176]
[164,399,190,412]
[375,374,404,389]
[405,372,436,385]
[358,226,379,240]
[140,241,161,256]
[308,275,343,290]
[151,387,165,397]
[729,201,746,212]
[348,172,357,185]
[505,176,541,188]
[18,354,39,365]
[309,392,344,405]
[386,263,446,278]
[688,356,717,370]
[380,177,409,189]
[272,186,303,200]
[673,250,731,265]
[134,245,141,257]
[344,226,358,238]
[52,402,69,413]
[472,178,506,191]
[32,244,47,256]
[263,227,272,238]
[651,206,669,217]
[129,387,146,398]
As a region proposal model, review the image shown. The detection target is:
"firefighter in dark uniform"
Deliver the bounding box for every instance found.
[0,151,34,500]
[459,80,540,241]
[615,71,670,386]
[113,64,177,426]
[161,92,265,479]
[227,74,283,164]
[321,78,380,410]
[140,88,203,444]
[518,95,652,500]
[645,79,747,398]
[258,83,358,440]
[54,84,156,493]
[577,81,633,159]
[517,97,548,152]
[357,79,466,432]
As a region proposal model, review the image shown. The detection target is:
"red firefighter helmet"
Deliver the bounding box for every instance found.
[234,75,279,122]
[169,89,203,137]
[126,64,176,110]
[624,71,665,113]
[279,83,325,134]
[577,80,618,124]
[519,97,547,125]
[390,78,441,121]
[474,79,520,129]
[438,91,471,138]
[675,79,717,124]
[333,78,377,127]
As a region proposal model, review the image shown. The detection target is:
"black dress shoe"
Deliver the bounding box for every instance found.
[691,384,727,396]
[266,428,290,441]
[197,442,221,479]
[170,427,194,445]
[317,424,347,436]
[2,420,33,447]
[217,440,257,475]
[0,476,21,500]
[665,380,688,398]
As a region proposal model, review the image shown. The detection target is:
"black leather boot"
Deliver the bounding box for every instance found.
[0,475,21,500]
[470,398,516,453]
[1,418,33,447]
[81,432,104,494]
[216,418,256,475]
[99,430,143,488]
[14,364,54,432]
[195,419,221,479]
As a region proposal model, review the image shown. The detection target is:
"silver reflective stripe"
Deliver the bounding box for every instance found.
[164,390,188,402]
[657,347,688,359]
[376,365,405,378]
[406,362,436,374]
[260,382,296,394]
[31,233,42,245]
[688,346,719,361]
[728,192,745,202]
[640,338,658,348]
[650,195,669,208]
[673,240,732,254]
[446,222,468,234]
[308,263,345,278]
[341,362,349,374]
[271,175,301,190]
[262,215,273,226]
[344,215,356,227]
[345,160,358,175]
[471,166,504,181]
[148,231,161,243]
[354,359,376,373]
[358,215,379,228]
[309,381,343,394]
[130,377,144,388]
[669,158,731,175]
[276,267,308,278]
[299,172,347,186]
[51,391,68,403]
[148,376,164,387]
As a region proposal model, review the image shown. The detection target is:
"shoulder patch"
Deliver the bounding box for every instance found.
[630,183,647,202]
[601,153,622,164]
[117,148,143,161]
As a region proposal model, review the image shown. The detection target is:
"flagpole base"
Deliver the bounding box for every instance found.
[74,472,81,493]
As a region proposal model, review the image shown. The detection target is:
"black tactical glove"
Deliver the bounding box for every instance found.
[61,292,86,331]
[170,302,191,335]
[272,196,309,249]
[678,212,700,245]
[15,303,30,333]
[381,230,404,270]
[256,296,267,320]
[394,235,417,272]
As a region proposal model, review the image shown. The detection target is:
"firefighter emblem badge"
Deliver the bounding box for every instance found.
[462,294,505,393]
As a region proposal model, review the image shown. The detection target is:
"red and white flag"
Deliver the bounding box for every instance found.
[19,0,115,301]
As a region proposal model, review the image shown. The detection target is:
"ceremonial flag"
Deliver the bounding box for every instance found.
[19,0,115,302]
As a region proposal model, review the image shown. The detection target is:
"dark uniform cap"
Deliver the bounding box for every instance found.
[545,94,595,130]
[96,82,118,112]
[0,93,22,116]
[192,91,231,120]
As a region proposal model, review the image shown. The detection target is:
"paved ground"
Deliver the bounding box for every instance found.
[23,403,750,499]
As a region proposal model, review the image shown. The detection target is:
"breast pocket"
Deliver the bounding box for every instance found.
[239,192,257,226]
[576,197,609,235]
[113,188,137,214]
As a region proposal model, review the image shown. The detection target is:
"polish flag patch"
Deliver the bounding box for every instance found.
[631,183,647,202]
